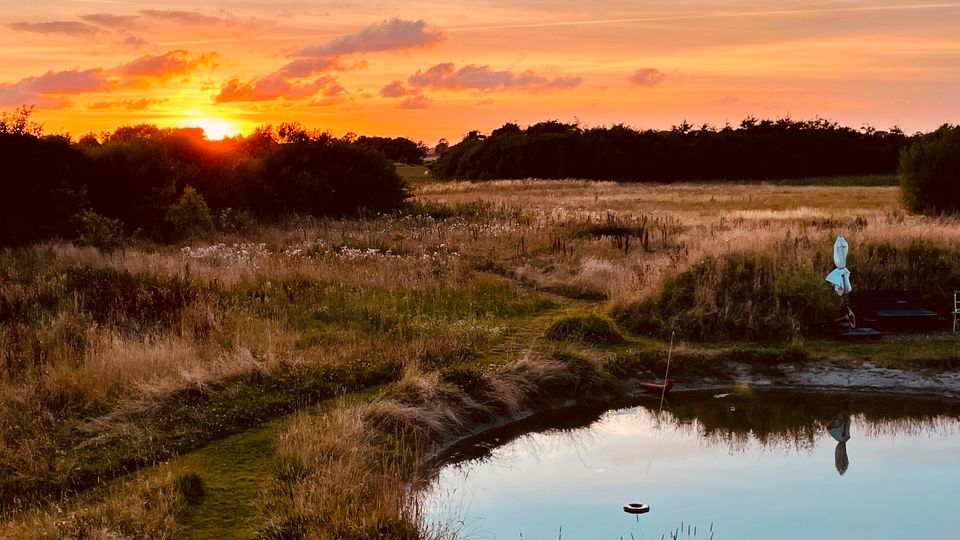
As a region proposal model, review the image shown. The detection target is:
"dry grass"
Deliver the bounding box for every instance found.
[418,180,960,307]
[0,469,187,539]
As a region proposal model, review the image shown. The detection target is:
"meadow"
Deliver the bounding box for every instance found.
[3,175,960,538]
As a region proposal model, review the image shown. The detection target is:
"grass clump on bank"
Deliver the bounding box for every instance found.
[614,243,836,342]
[546,312,624,344]
[614,239,960,342]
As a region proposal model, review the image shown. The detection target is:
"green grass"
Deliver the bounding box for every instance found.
[108,388,385,539]
[545,312,624,344]
[394,163,431,184]
[768,173,898,186]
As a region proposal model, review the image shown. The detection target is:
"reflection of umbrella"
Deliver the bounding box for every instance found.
[827,413,852,476]
[825,236,852,296]
[827,413,851,443]
[835,442,850,476]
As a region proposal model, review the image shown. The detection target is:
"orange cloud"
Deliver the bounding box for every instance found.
[291,18,444,57]
[8,21,100,35]
[380,81,408,97]
[114,50,218,80]
[275,57,351,78]
[89,98,168,110]
[216,75,340,102]
[628,68,666,87]
[80,14,140,30]
[379,81,434,109]
[399,94,434,109]
[0,69,110,107]
[139,10,236,27]
[0,50,216,107]
[408,63,582,92]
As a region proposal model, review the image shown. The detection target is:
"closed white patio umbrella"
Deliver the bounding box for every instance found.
[825,235,852,296]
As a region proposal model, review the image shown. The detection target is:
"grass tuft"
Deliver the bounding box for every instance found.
[175,473,206,506]
[545,312,624,344]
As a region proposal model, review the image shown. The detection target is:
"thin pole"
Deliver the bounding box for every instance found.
[659,331,674,413]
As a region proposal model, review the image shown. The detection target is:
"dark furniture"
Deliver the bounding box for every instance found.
[859,291,944,332]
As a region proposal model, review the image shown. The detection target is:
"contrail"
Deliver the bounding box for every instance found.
[447,2,960,32]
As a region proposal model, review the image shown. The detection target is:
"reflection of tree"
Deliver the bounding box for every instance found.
[649,390,960,454]
[436,391,960,468]
[437,402,609,468]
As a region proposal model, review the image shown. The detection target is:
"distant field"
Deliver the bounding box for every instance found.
[394,163,430,184]
[768,173,899,186]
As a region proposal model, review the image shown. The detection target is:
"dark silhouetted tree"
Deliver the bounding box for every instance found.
[900,125,960,214]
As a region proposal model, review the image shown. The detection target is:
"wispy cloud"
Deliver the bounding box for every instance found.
[628,68,666,87]
[80,13,140,30]
[448,2,960,31]
[399,94,434,109]
[9,21,101,35]
[139,10,237,27]
[275,57,354,78]
[408,63,582,92]
[291,18,444,57]
[89,98,168,110]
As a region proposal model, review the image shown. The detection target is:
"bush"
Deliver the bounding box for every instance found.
[75,209,125,251]
[167,185,214,240]
[900,125,960,213]
[545,313,624,344]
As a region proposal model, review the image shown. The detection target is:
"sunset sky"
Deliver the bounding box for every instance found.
[2,1,959,143]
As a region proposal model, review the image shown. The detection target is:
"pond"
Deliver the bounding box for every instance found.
[421,389,960,539]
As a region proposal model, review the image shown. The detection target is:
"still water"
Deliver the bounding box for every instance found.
[421,389,960,539]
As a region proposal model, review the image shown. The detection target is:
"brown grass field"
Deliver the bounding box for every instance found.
[3,177,960,538]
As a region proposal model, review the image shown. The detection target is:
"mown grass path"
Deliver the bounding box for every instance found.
[173,417,287,538]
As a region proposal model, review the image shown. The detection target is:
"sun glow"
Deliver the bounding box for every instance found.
[182,117,242,140]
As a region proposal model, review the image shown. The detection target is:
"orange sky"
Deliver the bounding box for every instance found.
[2,1,959,143]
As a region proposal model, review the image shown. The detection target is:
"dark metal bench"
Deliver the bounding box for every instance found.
[859,291,944,331]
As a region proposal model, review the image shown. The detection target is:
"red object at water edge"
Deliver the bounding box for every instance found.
[639,378,675,395]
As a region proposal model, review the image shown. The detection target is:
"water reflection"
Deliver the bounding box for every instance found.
[423,390,960,540]
[827,412,852,475]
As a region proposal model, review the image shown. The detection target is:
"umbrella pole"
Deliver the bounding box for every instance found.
[659,331,674,414]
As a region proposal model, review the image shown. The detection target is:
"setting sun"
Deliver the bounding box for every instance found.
[181,117,242,140]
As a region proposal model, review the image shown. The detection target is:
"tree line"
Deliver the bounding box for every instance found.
[0,108,419,247]
[430,118,909,182]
